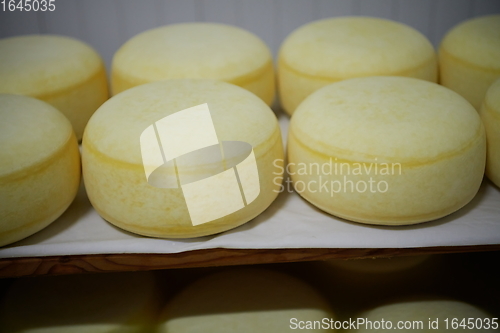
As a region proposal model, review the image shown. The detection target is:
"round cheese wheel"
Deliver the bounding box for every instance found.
[0,271,159,332]
[278,17,437,115]
[439,15,500,110]
[0,94,80,247]
[288,76,485,225]
[349,299,493,332]
[157,268,334,332]
[112,23,274,105]
[480,78,500,187]
[0,35,108,140]
[311,255,439,318]
[82,79,283,238]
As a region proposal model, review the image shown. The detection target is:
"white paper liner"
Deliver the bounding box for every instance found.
[1,112,499,259]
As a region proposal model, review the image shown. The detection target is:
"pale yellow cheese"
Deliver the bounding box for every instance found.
[288,77,485,225]
[278,17,437,115]
[0,94,80,247]
[0,35,108,140]
[0,271,159,332]
[480,78,500,187]
[310,255,439,318]
[349,299,493,332]
[439,15,500,110]
[112,23,274,105]
[157,268,334,332]
[82,79,283,238]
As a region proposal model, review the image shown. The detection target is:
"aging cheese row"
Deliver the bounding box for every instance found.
[0,15,499,246]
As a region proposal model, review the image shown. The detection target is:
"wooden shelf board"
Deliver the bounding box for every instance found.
[1,244,499,278]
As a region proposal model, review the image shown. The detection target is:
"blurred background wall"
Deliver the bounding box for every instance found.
[1,0,500,71]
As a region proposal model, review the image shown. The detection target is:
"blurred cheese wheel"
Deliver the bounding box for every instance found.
[349,299,493,332]
[157,268,334,332]
[0,94,80,247]
[82,79,283,238]
[278,17,437,115]
[311,255,439,317]
[288,77,485,225]
[439,15,500,110]
[0,272,159,332]
[0,35,108,140]
[112,23,274,105]
[480,78,500,187]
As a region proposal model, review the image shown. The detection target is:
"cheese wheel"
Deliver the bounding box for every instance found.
[82,79,283,238]
[348,299,493,332]
[0,271,159,332]
[310,255,439,318]
[278,17,437,115]
[0,94,80,247]
[157,268,334,332]
[288,77,485,225]
[439,15,500,110]
[480,78,500,187]
[0,35,108,140]
[112,23,274,105]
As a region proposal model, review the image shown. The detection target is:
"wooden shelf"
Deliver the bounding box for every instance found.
[1,244,499,278]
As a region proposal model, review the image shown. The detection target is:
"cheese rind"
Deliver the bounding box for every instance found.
[480,78,500,187]
[439,15,500,110]
[0,94,80,247]
[82,79,283,238]
[0,34,108,140]
[112,23,274,105]
[278,17,437,115]
[157,269,334,333]
[288,77,485,225]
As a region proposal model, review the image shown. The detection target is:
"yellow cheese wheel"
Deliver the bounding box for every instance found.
[439,15,500,110]
[157,268,335,332]
[112,23,274,105]
[348,299,493,332]
[82,79,283,238]
[0,271,159,332]
[288,77,485,225]
[0,35,108,140]
[0,94,80,247]
[480,78,500,187]
[310,255,439,318]
[278,17,437,115]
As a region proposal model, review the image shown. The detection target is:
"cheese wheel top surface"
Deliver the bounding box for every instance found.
[291,77,481,163]
[0,94,73,177]
[279,17,435,78]
[160,268,333,332]
[113,23,271,82]
[484,78,500,112]
[85,79,278,165]
[0,272,157,333]
[166,269,331,311]
[440,15,500,70]
[0,35,103,97]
